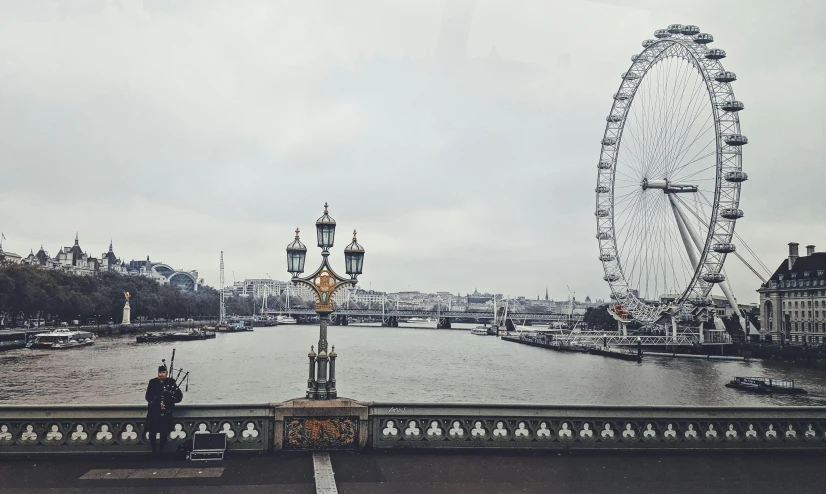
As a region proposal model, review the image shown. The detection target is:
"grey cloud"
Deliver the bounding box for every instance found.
[0,0,823,303]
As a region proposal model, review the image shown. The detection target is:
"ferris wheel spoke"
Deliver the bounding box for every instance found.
[664,83,713,168]
[668,115,715,177]
[672,149,716,178]
[616,192,646,240]
[617,195,648,268]
[654,79,710,178]
[647,61,670,179]
[673,162,716,183]
[656,60,706,178]
[652,70,709,179]
[615,191,644,229]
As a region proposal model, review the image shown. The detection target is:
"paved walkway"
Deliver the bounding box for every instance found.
[2,450,826,493]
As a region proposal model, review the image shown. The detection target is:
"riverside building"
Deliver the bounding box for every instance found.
[758,242,826,344]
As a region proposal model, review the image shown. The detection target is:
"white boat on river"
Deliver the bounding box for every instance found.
[26,329,96,349]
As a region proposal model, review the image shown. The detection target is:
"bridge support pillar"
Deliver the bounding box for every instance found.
[437,318,451,329]
[671,317,678,341]
[390,316,399,327]
[341,315,348,326]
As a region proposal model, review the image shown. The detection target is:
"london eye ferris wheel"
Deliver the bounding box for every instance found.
[596,24,748,324]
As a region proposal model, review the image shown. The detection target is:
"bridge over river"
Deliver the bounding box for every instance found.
[271,308,576,328]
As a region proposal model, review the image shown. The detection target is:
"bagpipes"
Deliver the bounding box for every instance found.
[161,348,190,399]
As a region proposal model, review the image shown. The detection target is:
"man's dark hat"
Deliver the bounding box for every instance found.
[158,364,167,372]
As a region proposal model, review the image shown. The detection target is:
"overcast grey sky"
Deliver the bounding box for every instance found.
[0,0,824,303]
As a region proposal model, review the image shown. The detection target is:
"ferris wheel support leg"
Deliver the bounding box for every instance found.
[668,194,701,268]
[669,194,742,323]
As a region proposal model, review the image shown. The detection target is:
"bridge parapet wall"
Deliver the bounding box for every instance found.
[3,402,826,455]
[369,403,826,450]
[0,404,272,455]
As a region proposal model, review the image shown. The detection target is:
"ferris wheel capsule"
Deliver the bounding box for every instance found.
[599,253,615,261]
[702,272,726,284]
[715,71,737,83]
[598,160,613,169]
[603,273,620,282]
[713,243,737,253]
[724,171,748,182]
[666,24,684,34]
[595,186,610,193]
[613,92,631,101]
[654,29,671,39]
[720,100,744,112]
[706,49,726,60]
[680,25,700,36]
[693,33,714,44]
[720,208,744,220]
[723,134,748,146]
[606,114,623,123]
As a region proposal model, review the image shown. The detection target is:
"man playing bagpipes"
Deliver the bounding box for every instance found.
[144,353,184,455]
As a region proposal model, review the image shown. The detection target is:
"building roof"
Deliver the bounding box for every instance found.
[0,246,21,258]
[768,252,826,282]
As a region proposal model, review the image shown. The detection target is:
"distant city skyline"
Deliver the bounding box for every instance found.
[1,1,823,304]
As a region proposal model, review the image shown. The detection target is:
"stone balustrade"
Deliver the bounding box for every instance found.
[0,404,271,455]
[2,401,826,455]
[371,403,826,450]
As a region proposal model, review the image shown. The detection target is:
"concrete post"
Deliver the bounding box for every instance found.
[671,317,678,341]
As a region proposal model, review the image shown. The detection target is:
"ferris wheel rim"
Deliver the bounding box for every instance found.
[595,28,745,324]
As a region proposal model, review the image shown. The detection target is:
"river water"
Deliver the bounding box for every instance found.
[1,323,825,407]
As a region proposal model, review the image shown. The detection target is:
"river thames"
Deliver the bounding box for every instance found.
[1,323,825,406]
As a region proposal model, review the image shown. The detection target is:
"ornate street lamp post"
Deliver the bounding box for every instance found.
[286,203,365,400]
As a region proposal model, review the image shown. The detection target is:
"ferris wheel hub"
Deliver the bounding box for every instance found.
[641,178,698,193]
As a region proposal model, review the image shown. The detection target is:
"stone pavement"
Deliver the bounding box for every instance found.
[2,450,826,493]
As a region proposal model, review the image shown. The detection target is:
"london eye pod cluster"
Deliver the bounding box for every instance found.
[595,24,748,324]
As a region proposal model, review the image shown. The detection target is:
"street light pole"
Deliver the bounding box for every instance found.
[286,203,365,400]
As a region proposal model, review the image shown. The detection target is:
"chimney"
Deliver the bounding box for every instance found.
[806,245,816,256]
[788,242,799,270]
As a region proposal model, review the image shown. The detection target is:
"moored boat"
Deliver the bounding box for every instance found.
[470,325,496,336]
[0,331,28,351]
[725,376,807,395]
[27,329,95,349]
[276,315,297,325]
[215,322,254,332]
[589,346,642,362]
[136,329,215,343]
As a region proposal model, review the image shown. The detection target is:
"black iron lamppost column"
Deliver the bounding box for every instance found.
[285,203,365,400]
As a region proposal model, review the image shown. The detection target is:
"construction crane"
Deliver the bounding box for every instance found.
[219,252,226,325]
